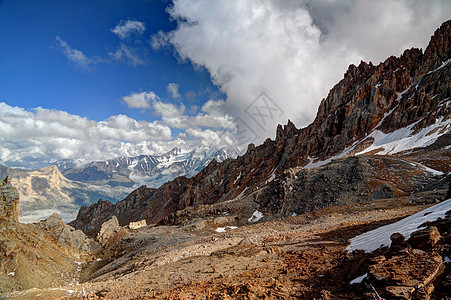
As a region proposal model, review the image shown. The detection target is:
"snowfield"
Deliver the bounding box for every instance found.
[347,198,451,253]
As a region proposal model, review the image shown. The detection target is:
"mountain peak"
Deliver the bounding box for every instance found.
[423,19,451,70]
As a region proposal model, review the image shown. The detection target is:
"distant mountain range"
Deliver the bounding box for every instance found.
[0,146,238,223]
[55,147,239,188]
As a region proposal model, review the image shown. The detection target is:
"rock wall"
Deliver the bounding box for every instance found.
[0,176,20,223]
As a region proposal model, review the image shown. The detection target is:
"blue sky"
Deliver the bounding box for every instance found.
[0,0,449,169]
[0,0,222,122]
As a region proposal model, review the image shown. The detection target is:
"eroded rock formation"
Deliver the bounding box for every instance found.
[0,176,19,223]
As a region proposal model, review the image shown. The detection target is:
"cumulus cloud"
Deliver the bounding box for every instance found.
[152,0,451,143]
[111,20,146,39]
[123,91,235,130]
[54,36,98,69]
[109,44,146,66]
[0,102,173,168]
[122,91,159,109]
[167,83,181,99]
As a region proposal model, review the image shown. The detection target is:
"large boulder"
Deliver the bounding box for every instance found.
[408,226,441,250]
[97,216,120,246]
[39,213,101,257]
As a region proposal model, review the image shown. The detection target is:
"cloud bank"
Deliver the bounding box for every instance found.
[153,0,451,142]
[0,101,237,169]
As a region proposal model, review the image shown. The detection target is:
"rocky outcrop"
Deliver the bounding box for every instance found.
[408,226,441,249]
[97,216,120,246]
[362,213,450,300]
[0,181,100,294]
[369,250,443,299]
[251,155,440,218]
[39,213,101,256]
[72,20,451,236]
[0,176,19,223]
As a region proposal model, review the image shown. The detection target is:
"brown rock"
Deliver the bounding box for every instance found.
[0,176,20,223]
[97,216,120,246]
[390,233,405,244]
[385,285,415,299]
[408,226,441,249]
[369,251,443,299]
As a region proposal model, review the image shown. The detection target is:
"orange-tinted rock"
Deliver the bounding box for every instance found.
[408,226,441,249]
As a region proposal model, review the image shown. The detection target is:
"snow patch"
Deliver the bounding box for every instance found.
[7,272,14,277]
[234,172,241,185]
[267,170,276,182]
[350,273,368,284]
[236,187,249,199]
[347,198,451,253]
[304,141,357,169]
[215,226,238,233]
[356,117,451,156]
[248,210,264,223]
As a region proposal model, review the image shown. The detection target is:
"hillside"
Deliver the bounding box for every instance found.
[71,20,451,236]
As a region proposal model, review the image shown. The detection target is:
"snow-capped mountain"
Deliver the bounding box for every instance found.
[56,147,240,188]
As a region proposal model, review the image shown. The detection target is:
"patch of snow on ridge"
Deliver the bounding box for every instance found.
[304,139,361,169]
[415,163,444,176]
[248,210,264,223]
[347,198,451,253]
[350,273,367,284]
[267,168,277,183]
[356,117,451,156]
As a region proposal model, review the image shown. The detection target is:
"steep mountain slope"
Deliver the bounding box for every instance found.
[0,177,99,295]
[57,147,238,188]
[72,20,451,236]
[0,164,129,222]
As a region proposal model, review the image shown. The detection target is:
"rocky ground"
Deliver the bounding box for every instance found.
[4,188,450,299]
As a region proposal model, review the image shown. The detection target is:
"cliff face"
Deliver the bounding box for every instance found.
[72,20,451,236]
[0,164,129,220]
[0,176,19,223]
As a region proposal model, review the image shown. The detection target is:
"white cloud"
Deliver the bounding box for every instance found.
[0,101,241,169]
[54,36,97,69]
[167,83,181,99]
[109,44,146,66]
[153,0,451,143]
[111,20,146,39]
[122,91,158,109]
[0,102,172,168]
[123,90,235,130]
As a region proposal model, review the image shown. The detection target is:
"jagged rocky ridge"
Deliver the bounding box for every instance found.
[71,20,451,236]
